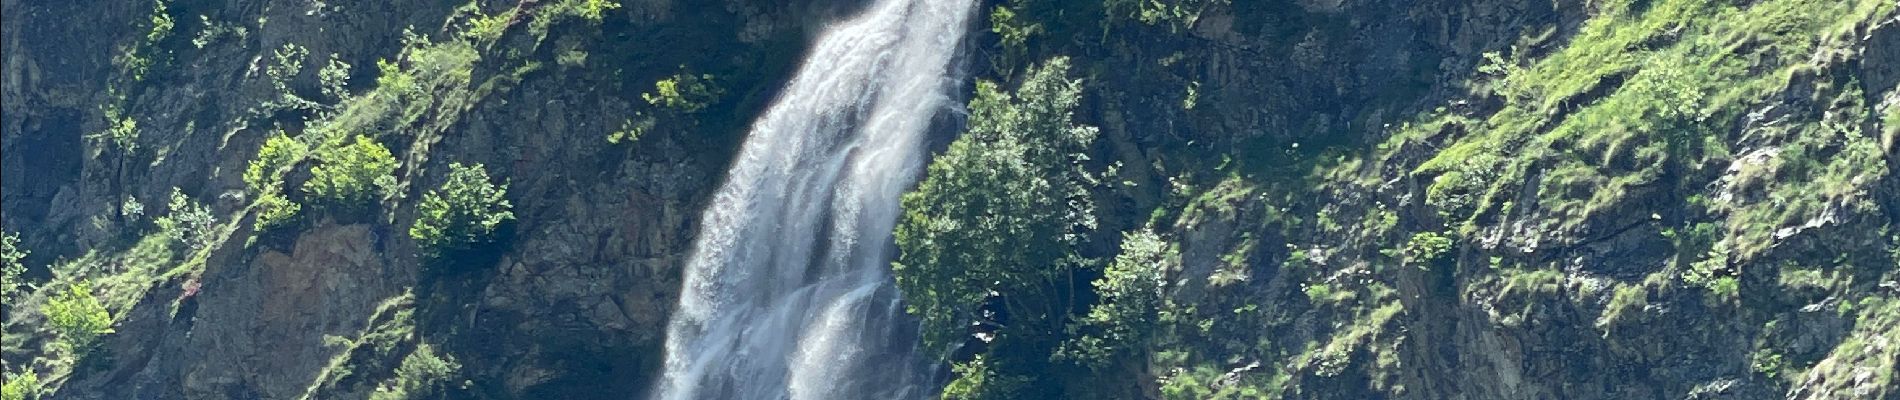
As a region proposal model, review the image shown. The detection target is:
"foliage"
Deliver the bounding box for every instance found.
[89,105,140,156]
[1103,0,1228,32]
[254,191,304,232]
[305,135,398,210]
[245,133,309,194]
[1478,51,1536,106]
[465,9,514,43]
[1057,230,1174,369]
[44,281,115,355]
[1402,232,1454,267]
[155,188,217,253]
[1,369,35,400]
[192,15,248,49]
[940,356,1032,400]
[118,0,174,80]
[606,115,655,145]
[526,0,623,43]
[643,71,722,114]
[369,344,461,400]
[319,54,355,103]
[893,57,1099,354]
[988,5,1041,76]
[256,43,325,116]
[410,163,514,260]
[1,233,26,305]
[245,133,309,231]
[569,0,620,21]
[145,0,175,45]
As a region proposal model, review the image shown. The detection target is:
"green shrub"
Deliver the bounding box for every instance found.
[410,163,513,259]
[987,5,1040,75]
[155,188,216,253]
[568,0,620,21]
[191,15,247,49]
[941,356,1031,400]
[606,115,655,145]
[89,106,140,156]
[1478,51,1537,106]
[1403,232,1455,267]
[464,10,512,42]
[1057,230,1173,369]
[643,71,721,113]
[254,191,303,232]
[1104,0,1228,32]
[369,344,460,400]
[319,54,353,103]
[244,133,308,194]
[2,233,26,304]
[306,135,398,210]
[45,281,115,355]
[1,368,36,400]
[245,133,308,232]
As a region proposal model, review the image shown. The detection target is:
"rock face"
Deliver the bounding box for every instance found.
[1,0,831,398]
[4,0,1898,399]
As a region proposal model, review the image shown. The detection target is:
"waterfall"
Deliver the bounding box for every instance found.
[649,0,976,399]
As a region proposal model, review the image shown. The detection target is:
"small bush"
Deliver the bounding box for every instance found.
[941,356,1031,400]
[306,135,398,211]
[1,368,37,400]
[410,163,514,260]
[2,233,26,304]
[244,133,308,194]
[254,190,303,232]
[643,71,721,114]
[155,188,216,253]
[605,115,655,145]
[45,281,115,356]
[319,54,353,103]
[121,196,147,223]
[89,106,140,155]
[1057,230,1173,369]
[464,10,512,42]
[570,0,620,21]
[191,15,247,49]
[1404,232,1455,267]
[245,133,310,231]
[370,344,460,400]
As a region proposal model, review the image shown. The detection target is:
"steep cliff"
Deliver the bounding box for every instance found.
[909,0,1900,399]
[3,0,1898,399]
[3,0,833,398]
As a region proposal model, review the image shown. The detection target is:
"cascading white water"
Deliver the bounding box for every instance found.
[649,0,975,399]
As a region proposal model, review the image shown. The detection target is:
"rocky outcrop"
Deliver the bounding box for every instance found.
[2,0,833,398]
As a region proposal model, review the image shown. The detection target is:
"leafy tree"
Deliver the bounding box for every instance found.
[410,163,514,260]
[306,135,398,210]
[1057,230,1174,369]
[893,57,1098,354]
[45,281,114,356]
[156,188,216,253]
[2,233,26,305]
